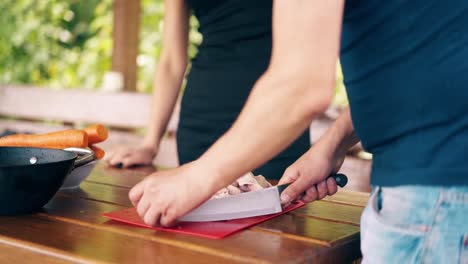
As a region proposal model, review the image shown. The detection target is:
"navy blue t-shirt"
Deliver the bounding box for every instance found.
[341,0,468,186]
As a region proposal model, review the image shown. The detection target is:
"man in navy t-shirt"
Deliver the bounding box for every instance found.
[128,1,467,262]
[333,1,468,262]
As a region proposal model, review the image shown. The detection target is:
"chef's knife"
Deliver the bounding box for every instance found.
[179,173,348,222]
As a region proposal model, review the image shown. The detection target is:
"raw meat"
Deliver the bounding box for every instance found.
[226,185,242,195]
[254,175,272,188]
[210,172,273,199]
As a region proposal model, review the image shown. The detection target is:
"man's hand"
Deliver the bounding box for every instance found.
[278,140,346,204]
[128,162,215,227]
[279,108,358,204]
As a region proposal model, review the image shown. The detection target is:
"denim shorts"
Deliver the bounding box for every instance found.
[361,185,468,264]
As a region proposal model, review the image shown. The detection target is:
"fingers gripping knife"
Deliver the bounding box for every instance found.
[179,173,348,222]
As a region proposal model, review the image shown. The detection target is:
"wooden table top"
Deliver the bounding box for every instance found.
[0,163,369,263]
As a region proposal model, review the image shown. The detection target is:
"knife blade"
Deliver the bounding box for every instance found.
[179,173,348,222]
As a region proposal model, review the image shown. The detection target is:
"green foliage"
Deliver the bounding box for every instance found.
[334,63,348,107]
[0,0,344,103]
[0,0,113,89]
[0,0,202,92]
[137,0,165,92]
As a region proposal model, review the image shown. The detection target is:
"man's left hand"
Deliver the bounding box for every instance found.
[128,162,214,227]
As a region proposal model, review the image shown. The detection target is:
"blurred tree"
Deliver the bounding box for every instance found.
[0,0,113,89]
[334,63,348,107]
[0,0,344,104]
[0,0,201,92]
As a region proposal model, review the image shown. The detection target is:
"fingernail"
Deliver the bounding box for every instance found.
[281,193,291,204]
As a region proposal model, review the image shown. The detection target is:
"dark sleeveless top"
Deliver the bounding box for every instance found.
[178,0,310,179]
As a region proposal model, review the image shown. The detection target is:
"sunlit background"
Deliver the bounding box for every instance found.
[0,0,347,105]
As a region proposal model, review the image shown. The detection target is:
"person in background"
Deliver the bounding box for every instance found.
[105,0,310,180]
[127,1,468,262]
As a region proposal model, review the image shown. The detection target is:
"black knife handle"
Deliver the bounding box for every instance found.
[331,173,348,188]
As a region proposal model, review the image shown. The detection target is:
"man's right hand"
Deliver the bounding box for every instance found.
[105,146,157,168]
[278,141,346,204]
[278,108,358,204]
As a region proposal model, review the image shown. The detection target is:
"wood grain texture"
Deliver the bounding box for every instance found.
[0,85,180,130]
[253,213,360,247]
[62,181,133,207]
[0,242,79,264]
[63,166,365,249]
[0,159,367,263]
[0,215,234,264]
[58,182,360,247]
[111,0,140,91]
[44,195,357,263]
[85,162,151,188]
[291,200,364,226]
[322,190,370,207]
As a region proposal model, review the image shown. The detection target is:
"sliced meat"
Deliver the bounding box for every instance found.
[254,175,272,188]
[211,187,230,199]
[237,172,264,192]
[211,172,273,199]
[227,185,242,195]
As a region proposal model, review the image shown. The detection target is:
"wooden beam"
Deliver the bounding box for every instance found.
[111,0,141,91]
[0,85,180,131]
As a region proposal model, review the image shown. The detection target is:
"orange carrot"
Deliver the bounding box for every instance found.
[90,145,105,159]
[83,124,108,145]
[0,130,88,149]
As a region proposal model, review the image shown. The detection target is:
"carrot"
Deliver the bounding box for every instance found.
[90,145,105,159]
[0,130,88,149]
[83,124,108,145]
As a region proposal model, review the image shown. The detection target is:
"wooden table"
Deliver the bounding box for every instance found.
[0,163,369,263]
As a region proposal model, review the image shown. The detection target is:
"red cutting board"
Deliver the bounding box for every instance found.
[103,201,305,239]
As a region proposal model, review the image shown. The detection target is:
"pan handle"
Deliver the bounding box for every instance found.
[64,147,96,168]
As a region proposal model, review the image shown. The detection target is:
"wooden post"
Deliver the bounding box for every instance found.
[111,0,141,91]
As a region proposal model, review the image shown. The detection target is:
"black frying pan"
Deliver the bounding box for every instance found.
[0,147,95,215]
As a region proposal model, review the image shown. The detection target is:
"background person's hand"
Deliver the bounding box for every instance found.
[128,162,214,227]
[278,141,346,204]
[105,145,156,168]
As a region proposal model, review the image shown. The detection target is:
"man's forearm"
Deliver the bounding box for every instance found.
[318,107,360,160]
[197,71,334,190]
[191,0,344,192]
